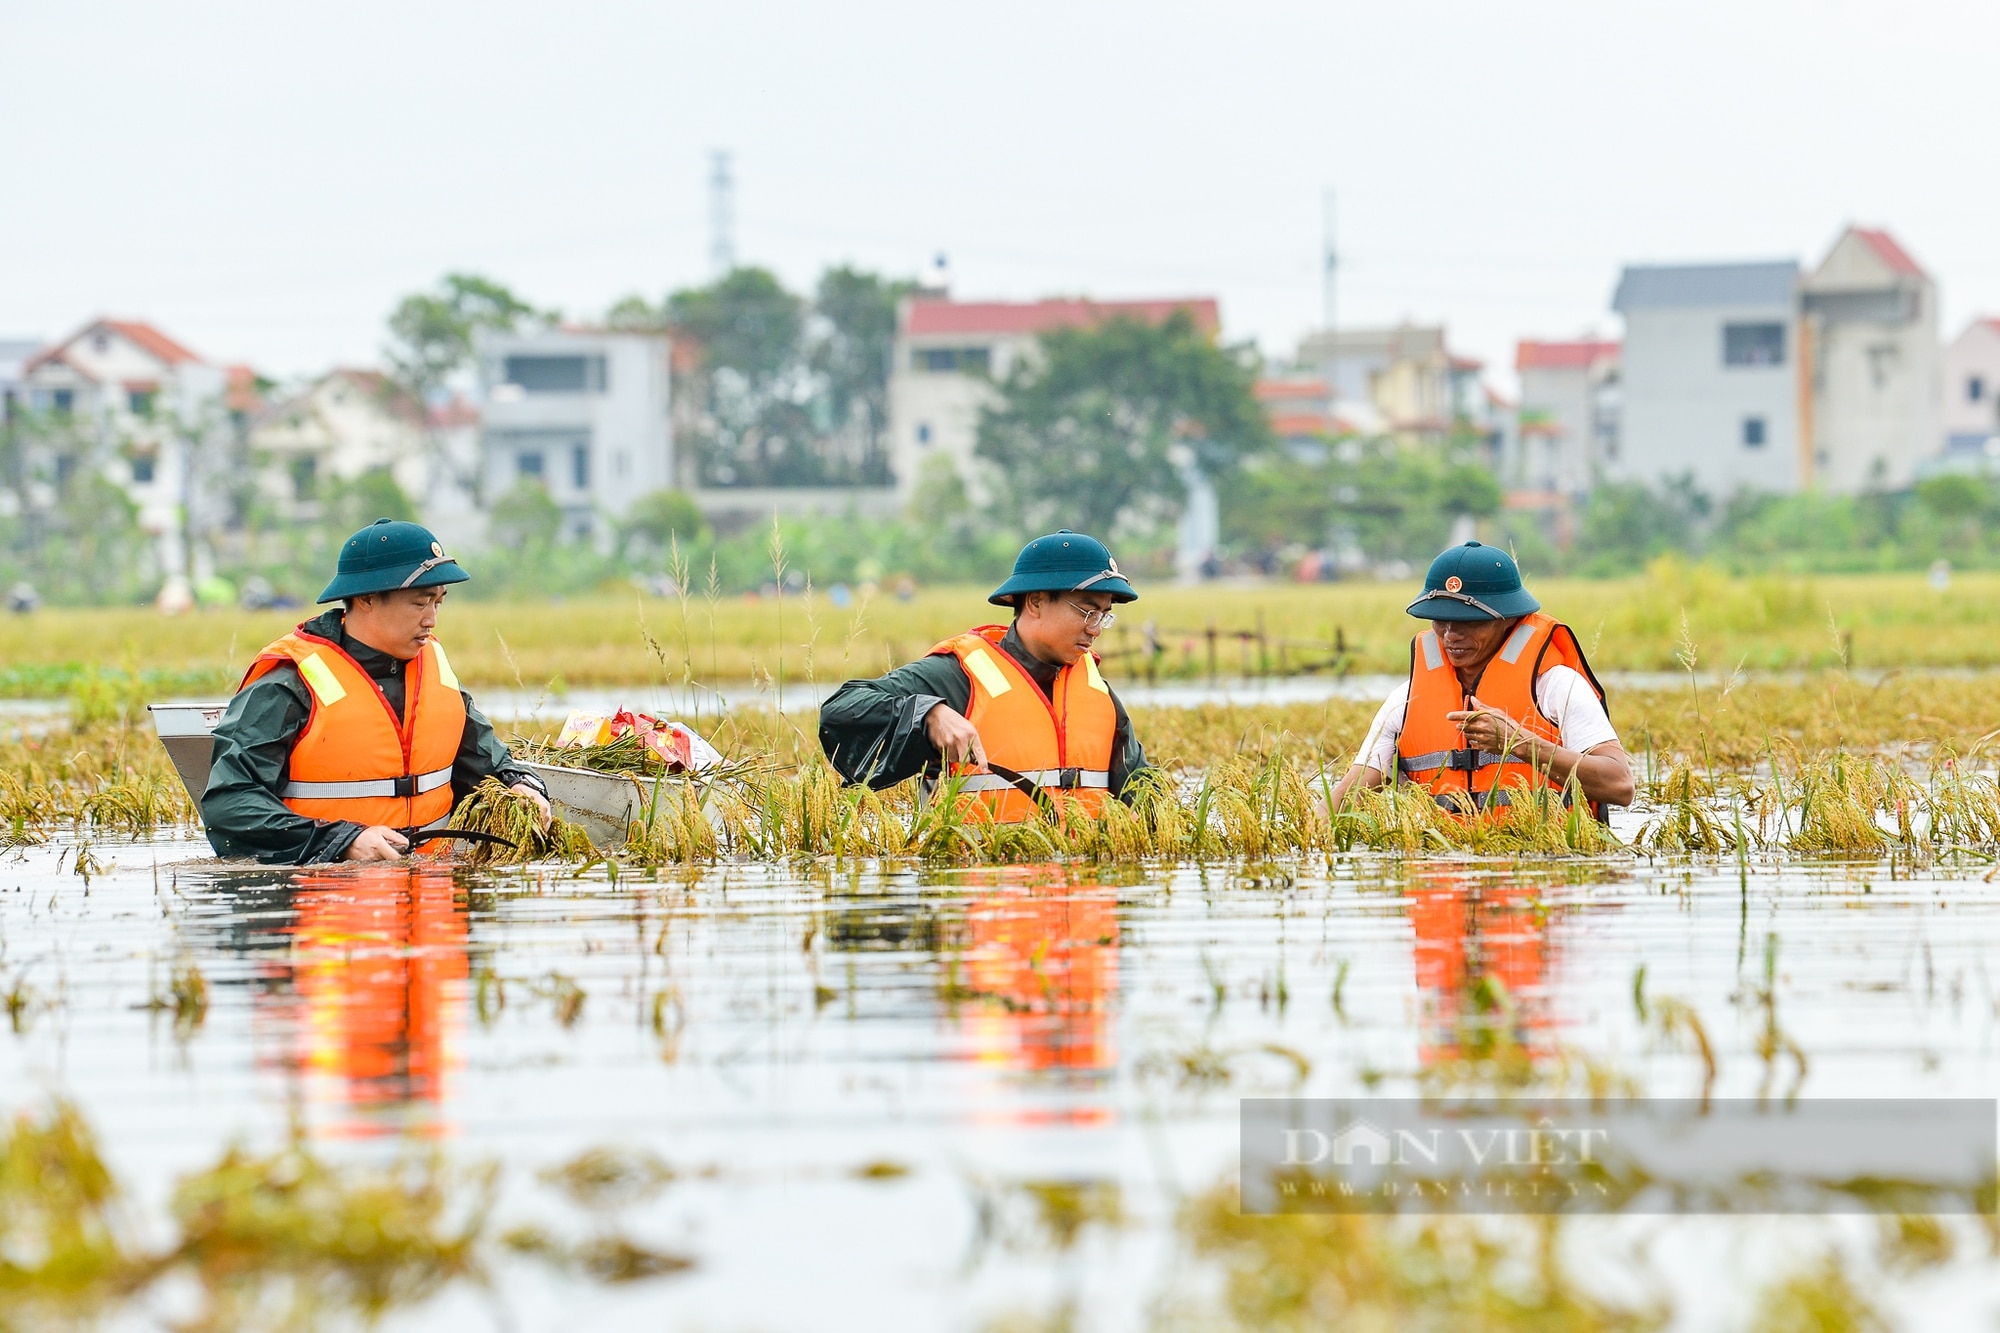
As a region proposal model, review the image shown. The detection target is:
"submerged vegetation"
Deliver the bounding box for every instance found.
[0,1101,692,1330]
[2,665,2000,863]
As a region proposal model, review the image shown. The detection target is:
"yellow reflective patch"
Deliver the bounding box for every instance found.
[296,652,348,707]
[964,648,1012,698]
[1083,653,1109,693]
[430,639,460,691]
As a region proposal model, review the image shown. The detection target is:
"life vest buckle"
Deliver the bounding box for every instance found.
[391,775,417,798]
[1449,748,1477,774]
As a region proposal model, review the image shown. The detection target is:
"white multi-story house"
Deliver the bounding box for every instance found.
[475,327,675,543]
[1800,227,1941,491]
[1510,339,1620,499]
[17,319,232,590]
[1942,318,2000,457]
[1609,260,1803,498]
[886,295,1221,502]
[248,369,431,520]
[1610,227,1941,499]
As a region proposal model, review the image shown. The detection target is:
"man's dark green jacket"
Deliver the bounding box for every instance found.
[817,623,1149,795]
[201,609,541,864]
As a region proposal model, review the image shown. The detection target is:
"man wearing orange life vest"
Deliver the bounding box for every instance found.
[818,530,1150,821]
[202,519,552,864]
[1326,541,1636,817]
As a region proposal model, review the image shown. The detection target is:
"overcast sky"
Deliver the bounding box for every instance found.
[4,0,1994,389]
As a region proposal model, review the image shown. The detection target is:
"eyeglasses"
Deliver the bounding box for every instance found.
[1066,601,1116,631]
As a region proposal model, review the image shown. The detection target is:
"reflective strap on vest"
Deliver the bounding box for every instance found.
[1428,787,1573,811]
[281,764,454,801]
[1498,620,1538,665]
[952,768,1111,793]
[1396,749,1511,775]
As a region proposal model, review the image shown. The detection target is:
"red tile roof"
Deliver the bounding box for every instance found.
[1268,413,1335,437]
[25,318,205,374]
[1515,339,1620,371]
[104,320,203,365]
[1254,377,1330,402]
[903,297,1220,339]
[1852,227,1925,278]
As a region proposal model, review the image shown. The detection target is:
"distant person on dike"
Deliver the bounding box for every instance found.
[1325,541,1636,818]
[818,531,1150,821]
[202,519,551,864]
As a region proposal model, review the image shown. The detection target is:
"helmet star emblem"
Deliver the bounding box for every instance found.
[1444,576,1463,592]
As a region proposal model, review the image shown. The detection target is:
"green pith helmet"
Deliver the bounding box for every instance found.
[316,519,470,603]
[1405,541,1540,622]
[988,530,1138,607]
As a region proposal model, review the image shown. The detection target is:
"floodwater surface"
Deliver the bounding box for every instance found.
[4,832,1999,1329]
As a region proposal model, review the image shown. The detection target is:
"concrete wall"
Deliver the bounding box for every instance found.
[1611,304,1801,496]
[1942,321,2000,448]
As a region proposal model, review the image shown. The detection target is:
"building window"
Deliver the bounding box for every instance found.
[571,444,590,489]
[916,422,931,445]
[128,389,155,416]
[52,389,73,417]
[291,455,316,500]
[1742,416,1767,448]
[130,455,156,484]
[1969,375,1985,403]
[913,346,991,374]
[1724,323,1785,367]
[518,451,545,480]
[502,354,607,394]
[91,333,109,353]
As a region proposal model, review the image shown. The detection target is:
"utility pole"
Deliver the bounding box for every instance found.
[1320,187,1338,336]
[708,150,735,279]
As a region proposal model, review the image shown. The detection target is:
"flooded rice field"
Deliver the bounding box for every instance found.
[5,825,2000,1330]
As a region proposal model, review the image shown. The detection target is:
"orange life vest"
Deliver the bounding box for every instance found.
[927,625,1118,823]
[239,627,467,830]
[1394,612,1607,816]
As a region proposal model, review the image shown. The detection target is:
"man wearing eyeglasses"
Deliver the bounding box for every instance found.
[818,530,1151,820]
[202,518,551,864]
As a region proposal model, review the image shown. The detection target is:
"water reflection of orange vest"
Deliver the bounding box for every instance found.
[961,869,1118,1073]
[1408,873,1553,1065]
[1395,612,1606,816]
[239,629,466,829]
[288,867,466,1122]
[927,626,1116,823]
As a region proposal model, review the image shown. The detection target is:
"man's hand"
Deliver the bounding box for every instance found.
[344,826,410,861]
[510,782,553,830]
[924,704,987,770]
[1446,695,1533,757]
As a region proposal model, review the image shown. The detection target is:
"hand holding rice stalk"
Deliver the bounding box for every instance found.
[450,778,597,865]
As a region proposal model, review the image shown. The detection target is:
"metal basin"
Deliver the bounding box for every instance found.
[148,703,655,847]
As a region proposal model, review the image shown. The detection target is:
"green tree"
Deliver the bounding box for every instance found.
[488,480,563,551]
[667,267,803,387]
[810,266,916,483]
[976,312,1273,536]
[386,273,542,399]
[617,489,709,564]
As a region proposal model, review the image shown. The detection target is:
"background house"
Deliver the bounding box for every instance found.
[1942,318,2000,459]
[17,318,231,588]
[1292,323,1471,445]
[886,295,1221,502]
[1800,226,1940,491]
[1509,339,1620,500]
[248,369,430,520]
[1608,261,1804,497]
[476,327,676,543]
